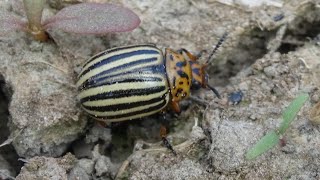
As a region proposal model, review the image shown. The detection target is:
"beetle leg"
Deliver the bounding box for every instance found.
[177,48,209,62]
[195,50,207,59]
[96,119,109,127]
[170,101,181,113]
[207,84,221,99]
[176,48,198,61]
[160,125,176,155]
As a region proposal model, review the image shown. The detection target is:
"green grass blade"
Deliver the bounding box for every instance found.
[245,130,280,160]
[278,93,309,134]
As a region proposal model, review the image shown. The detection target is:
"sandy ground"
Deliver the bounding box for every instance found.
[0,0,319,179]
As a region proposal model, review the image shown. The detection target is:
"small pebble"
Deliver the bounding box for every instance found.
[228,91,244,105]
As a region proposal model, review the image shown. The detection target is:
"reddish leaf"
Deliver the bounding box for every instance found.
[0,12,26,35]
[43,3,140,34]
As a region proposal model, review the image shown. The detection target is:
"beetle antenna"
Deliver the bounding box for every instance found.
[207,84,221,99]
[206,32,228,64]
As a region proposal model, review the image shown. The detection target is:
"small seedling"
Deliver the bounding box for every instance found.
[0,0,140,41]
[246,93,309,160]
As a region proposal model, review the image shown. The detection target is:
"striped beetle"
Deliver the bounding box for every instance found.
[77,34,226,153]
[77,45,222,121]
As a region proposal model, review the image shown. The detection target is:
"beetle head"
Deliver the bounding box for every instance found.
[190,32,227,99]
[190,61,221,98]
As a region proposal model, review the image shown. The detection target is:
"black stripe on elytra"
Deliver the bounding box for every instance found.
[93,64,165,80]
[83,96,165,112]
[80,86,166,104]
[84,76,163,90]
[78,64,166,91]
[80,49,160,78]
[177,70,189,80]
[82,44,159,68]
[89,57,157,79]
[95,98,167,120]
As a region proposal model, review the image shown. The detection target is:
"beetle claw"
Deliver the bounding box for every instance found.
[207,84,221,99]
[160,125,176,155]
[162,137,177,155]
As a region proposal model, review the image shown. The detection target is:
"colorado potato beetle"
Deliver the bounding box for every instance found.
[77,45,222,121]
[77,34,227,153]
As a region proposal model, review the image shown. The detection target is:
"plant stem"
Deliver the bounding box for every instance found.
[23,0,48,41]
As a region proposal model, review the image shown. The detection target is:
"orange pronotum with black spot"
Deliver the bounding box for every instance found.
[165,48,211,113]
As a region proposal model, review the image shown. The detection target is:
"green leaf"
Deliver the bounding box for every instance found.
[246,93,309,160]
[245,130,280,160]
[278,93,309,134]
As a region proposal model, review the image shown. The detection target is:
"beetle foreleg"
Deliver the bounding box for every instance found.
[170,101,181,113]
[160,125,176,155]
[207,84,221,99]
[176,48,198,61]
